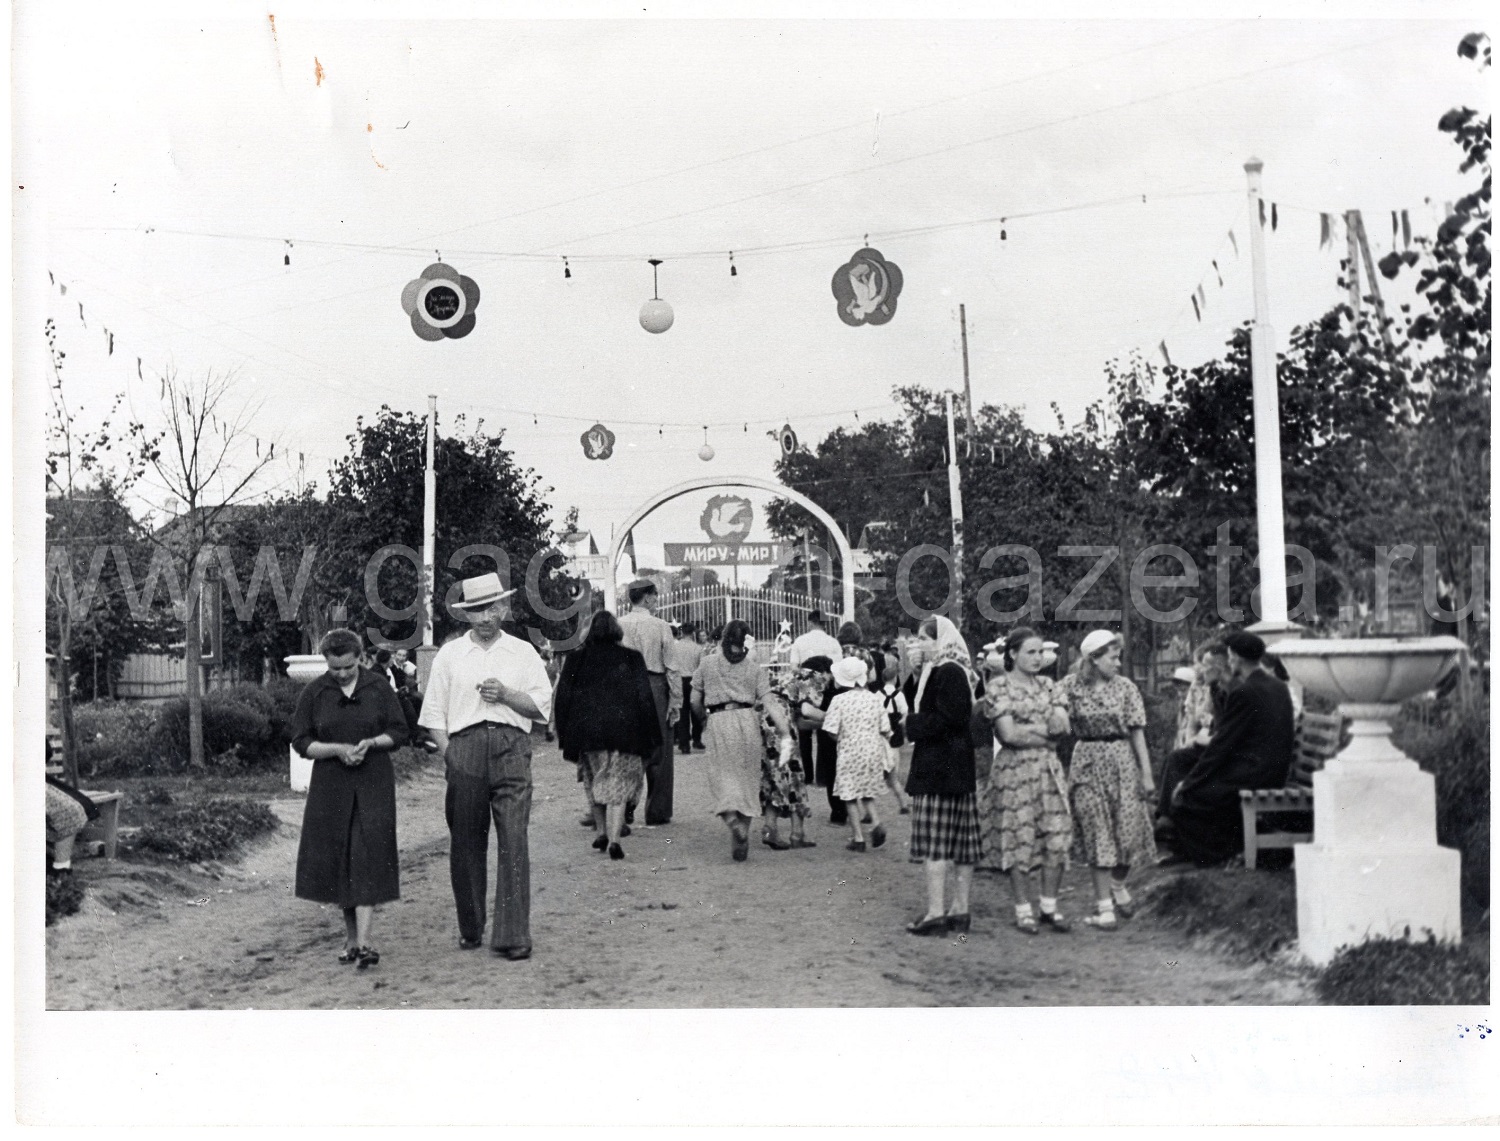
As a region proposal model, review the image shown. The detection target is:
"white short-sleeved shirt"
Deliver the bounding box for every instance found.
[789,628,842,667]
[418,630,554,735]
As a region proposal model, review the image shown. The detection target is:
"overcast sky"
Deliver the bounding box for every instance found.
[18,3,1488,576]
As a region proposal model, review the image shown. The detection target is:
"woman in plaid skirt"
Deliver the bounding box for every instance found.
[901,616,981,936]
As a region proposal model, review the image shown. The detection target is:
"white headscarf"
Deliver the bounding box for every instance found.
[914,615,976,709]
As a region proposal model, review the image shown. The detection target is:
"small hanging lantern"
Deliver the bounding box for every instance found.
[729,252,737,277]
[698,426,714,462]
[639,258,674,334]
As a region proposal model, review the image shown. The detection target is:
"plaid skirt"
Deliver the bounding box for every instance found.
[909,793,981,865]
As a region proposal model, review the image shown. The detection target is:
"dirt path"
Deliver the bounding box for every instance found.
[47,741,1309,1009]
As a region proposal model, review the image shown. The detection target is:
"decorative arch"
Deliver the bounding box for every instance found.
[605,475,856,624]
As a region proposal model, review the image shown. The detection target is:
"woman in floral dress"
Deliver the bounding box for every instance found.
[982,627,1074,934]
[822,656,892,852]
[758,665,814,850]
[1059,629,1158,930]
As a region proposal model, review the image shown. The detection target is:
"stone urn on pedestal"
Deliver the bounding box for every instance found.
[1267,636,1467,965]
[283,654,329,793]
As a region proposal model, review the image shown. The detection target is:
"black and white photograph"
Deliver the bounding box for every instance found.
[13,0,1496,1127]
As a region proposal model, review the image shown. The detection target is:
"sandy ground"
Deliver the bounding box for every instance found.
[47,740,1310,1009]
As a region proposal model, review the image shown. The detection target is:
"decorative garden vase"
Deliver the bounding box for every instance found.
[283,654,329,792]
[1268,636,1466,964]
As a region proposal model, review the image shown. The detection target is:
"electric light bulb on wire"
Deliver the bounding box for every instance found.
[640,258,674,333]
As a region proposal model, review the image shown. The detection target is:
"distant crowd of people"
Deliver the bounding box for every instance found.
[269,570,1305,968]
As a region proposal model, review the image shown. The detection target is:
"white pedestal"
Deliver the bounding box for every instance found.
[289,744,313,793]
[283,654,328,794]
[1294,757,1462,965]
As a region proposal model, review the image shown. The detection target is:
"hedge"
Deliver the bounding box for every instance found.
[133,797,280,863]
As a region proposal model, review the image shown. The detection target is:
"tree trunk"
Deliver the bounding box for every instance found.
[56,642,79,788]
[185,579,205,768]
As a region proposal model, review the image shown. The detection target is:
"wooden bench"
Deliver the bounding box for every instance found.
[78,790,124,860]
[1238,711,1343,870]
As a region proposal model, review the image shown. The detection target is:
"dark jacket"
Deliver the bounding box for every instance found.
[902,662,976,798]
[1177,668,1295,806]
[554,642,663,762]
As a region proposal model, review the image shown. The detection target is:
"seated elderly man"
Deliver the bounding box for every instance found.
[1161,631,1296,867]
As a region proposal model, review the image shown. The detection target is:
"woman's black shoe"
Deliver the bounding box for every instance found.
[945,913,971,933]
[906,915,949,936]
[609,842,625,860]
[592,834,609,851]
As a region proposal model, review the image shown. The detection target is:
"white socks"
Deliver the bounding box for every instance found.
[1038,896,1057,916]
[1111,884,1132,907]
[1014,902,1034,921]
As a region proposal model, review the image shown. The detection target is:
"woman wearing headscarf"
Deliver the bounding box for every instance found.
[691,620,794,862]
[1059,629,1157,930]
[553,610,662,860]
[900,615,981,935]
[289,628,410,968]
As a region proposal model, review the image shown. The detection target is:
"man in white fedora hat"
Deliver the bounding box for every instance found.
[418,571,554,959]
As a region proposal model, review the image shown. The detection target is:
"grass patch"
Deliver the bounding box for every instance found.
[1141,866,1299,963]
[1316,936,1489,1005]
[133,797,279,864]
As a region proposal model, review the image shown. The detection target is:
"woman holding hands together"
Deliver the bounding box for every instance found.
[290,629,410,968]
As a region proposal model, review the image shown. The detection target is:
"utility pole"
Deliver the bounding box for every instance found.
[416,395,438,692]
[1243,158,1291,630]
[944,391,965,628]
[1348,210,1402,373]
[959,304,974,458]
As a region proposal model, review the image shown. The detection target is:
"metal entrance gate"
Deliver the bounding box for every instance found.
[655,584,825,652]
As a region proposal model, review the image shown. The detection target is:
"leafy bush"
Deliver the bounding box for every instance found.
[1316,936,1489,1005]
[74,701,161,776]
[46,872,85,925]
[1142,688,1180,775]
[1141,867,1299,962]
[134,796,279,863]
[1394,696,1490,915]
[150,693,279,771]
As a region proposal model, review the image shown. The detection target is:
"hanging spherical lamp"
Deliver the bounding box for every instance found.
[698,425,714,462]
[639,258,674,333]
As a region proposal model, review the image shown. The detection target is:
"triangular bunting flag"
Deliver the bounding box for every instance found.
[1392,211,1399,245]
[78,303,85,327]
[1159,340,1172,367]
[1212,260,1223,286]
[1228,230,1239,258]
[59,283,67,296]
[1258,200,1266,228]
[48,271,54,285]
[1271,203,1279,231]
[1191,294,1201,321]
[1195,284,1207,310]
[136,357,143,381]
[107,330,114,355]
[1401,210,1412,249]
[255,438,260,457]
[1320,213,1332,249]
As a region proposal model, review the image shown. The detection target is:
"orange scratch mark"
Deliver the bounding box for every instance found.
[267,13,277,42]
[366,122,373,133]
[314,57,325,85]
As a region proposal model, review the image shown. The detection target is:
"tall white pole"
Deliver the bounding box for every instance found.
[422,394,437,647]
[944,391,965,627]
[1244,158,1289,626]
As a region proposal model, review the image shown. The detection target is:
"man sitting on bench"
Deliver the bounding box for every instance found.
[1160,631,1295,867]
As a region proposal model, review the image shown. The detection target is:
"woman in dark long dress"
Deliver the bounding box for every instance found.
[553,610,662,860]
[289,628,410,968]
[901,615,982,935]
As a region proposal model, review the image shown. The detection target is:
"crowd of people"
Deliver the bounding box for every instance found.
[275,570,1304,968]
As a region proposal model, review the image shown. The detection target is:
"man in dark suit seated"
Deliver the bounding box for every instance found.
[1161,631,1296,866]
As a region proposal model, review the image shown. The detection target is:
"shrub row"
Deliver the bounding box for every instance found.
[46,873,85,926]
[1394,695,1490,915]
[74,680,309,777]
[133,797,280,863]
[1316,936,1489,1005]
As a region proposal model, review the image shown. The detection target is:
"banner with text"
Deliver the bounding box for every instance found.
[664,541,792,566]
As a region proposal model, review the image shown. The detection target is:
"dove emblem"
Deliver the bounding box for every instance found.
[699,495,754,543]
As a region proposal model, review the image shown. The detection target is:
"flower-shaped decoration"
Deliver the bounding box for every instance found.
[700,495,752,543]
[778,423,799,456]
[401,262,480,340]
[580,423,616,460]
[831,247,903,327]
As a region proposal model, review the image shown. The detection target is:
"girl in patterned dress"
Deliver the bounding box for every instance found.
[983,628,1074,934]
[1059,629,1158,930]
[822,656,892,852]
[759,665,814,850]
